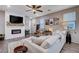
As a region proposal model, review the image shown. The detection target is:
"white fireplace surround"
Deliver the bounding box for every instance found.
[5,11,25,39]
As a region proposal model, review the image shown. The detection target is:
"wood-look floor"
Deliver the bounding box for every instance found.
[61,43,79,53]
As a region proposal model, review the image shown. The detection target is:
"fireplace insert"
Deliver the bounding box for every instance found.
[11,29,21,34]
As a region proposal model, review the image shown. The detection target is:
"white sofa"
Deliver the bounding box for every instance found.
[8,38,46,53]
[8,31,66,53]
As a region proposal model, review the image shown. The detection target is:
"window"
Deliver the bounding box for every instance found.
[39,19,45,30]
[67,21,75,30]
[63,12,76,30]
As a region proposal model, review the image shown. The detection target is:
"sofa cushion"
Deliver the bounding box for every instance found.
[53,30,64,40]
[40,36,58,49]
[40,41,50,49]
[33,40,43,46]
[32,36,49,46]
[32,38,45,46]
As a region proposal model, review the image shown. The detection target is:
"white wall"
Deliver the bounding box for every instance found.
[71,12,79,44]
[5,11,25,39]
[25,16,31,30]
[31,19,36,33]
[0,11,5,34]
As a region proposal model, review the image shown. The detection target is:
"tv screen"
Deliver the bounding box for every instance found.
[10,15,23,23]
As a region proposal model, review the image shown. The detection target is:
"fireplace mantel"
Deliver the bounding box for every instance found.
[7,22,24,26]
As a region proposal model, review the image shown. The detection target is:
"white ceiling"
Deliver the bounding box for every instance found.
[0,5,77,18]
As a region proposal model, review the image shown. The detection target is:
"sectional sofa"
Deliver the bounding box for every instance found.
[8,30,66,53]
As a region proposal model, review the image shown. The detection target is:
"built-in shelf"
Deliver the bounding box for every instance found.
[7,22,24,26]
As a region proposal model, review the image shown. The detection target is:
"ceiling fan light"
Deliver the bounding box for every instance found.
[32,9,36,12]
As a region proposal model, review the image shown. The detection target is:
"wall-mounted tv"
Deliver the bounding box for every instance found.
[10,15,23,23]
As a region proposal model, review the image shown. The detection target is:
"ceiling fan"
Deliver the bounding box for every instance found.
[26,5,43,14]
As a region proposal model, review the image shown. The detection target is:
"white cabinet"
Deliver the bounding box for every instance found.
[71,31,79,44]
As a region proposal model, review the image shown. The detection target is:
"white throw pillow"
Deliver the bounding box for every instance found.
[53,30,63,40]
[32,39,44,46]
[32,37,45,46]
[41,35,59,49]
[40,40,50,49]
[32,36,49,46]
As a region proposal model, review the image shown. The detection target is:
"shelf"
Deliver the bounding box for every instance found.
[7,22,24,26]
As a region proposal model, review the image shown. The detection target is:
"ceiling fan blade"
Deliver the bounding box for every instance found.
[36,5,41,9]
[26,5,32,8]
[32,5,36,8]
[36,10,43,12]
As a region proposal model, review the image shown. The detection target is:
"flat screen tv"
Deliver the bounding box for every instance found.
[10,15,23,23]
